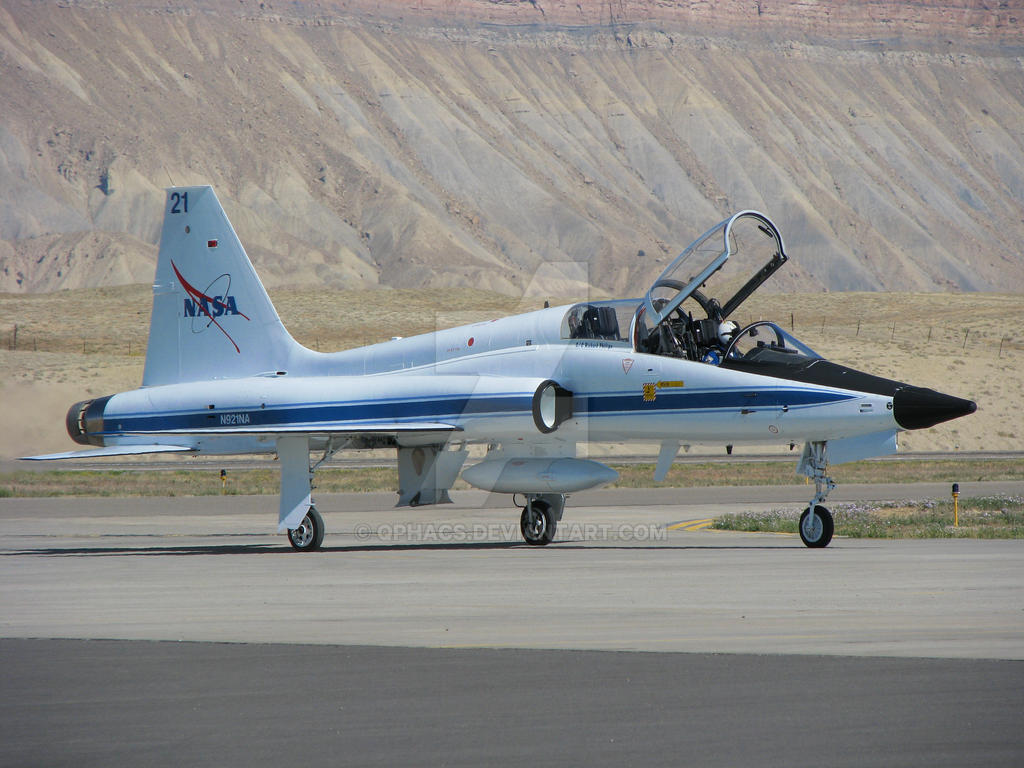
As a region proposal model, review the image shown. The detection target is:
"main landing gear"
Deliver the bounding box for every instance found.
[279,435,346,552]
[798,441,835,548]
[288,506,325,551]
[519,494,565,546]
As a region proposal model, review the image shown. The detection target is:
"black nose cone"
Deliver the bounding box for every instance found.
[892,387,977,430]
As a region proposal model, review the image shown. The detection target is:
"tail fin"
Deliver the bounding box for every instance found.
[143,186,307,386]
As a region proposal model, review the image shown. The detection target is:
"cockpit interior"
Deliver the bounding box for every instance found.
[560,211,822,371]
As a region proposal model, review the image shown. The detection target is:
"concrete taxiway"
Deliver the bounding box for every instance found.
[2,484,1022,658]
[2,485,1022,765]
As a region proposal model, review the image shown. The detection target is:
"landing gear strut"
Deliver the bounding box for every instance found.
[798,441,835,548]
[278,435,338,552]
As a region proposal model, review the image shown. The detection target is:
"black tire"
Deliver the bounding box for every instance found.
[520,500,557,545]
[799,505,834,548]
[288,506,325,551]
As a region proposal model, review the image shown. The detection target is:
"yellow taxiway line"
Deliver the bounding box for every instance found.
[666,518,714,531]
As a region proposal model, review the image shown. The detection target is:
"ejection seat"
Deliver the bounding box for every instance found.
[575,305,620,340]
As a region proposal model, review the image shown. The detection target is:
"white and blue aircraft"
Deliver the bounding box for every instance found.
[26,186,976,549]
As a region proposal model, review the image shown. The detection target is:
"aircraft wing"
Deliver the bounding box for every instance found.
[22,444,195,461]
[113,421,462,437]
[22,423,461,461]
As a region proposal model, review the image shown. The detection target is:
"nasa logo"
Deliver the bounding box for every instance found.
[183,294,241,319]
[171,260,251,353]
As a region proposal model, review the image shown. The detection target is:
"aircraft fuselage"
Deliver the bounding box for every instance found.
[84,338,899,454]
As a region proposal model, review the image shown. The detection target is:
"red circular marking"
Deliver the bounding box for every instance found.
[468,337,474,346]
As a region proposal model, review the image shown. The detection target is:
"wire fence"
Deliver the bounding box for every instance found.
[780,315,1023,359]
[6,316,1023,358]
[5,325,149,356]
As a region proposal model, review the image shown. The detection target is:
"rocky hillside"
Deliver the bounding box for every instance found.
[1,0,1022,297]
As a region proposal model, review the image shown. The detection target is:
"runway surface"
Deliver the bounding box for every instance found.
[2,485,1023,765]
[2,639,1021,768]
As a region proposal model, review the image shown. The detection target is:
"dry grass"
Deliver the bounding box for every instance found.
[0,284,550,356]
[3,458,1022,498]
[3,286,1020,357]
[609,458,1024,488]
[0,467,401,497]
[713,496,1024,538]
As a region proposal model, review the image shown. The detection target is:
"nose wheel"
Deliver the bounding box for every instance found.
[799,505,834,548]
[520,499,557,545]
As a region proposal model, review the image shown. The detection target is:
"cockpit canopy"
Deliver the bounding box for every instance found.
[635,211,793,364]
[555,211,820,367]
[643,210,787,328]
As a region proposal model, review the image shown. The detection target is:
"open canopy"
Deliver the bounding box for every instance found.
[642,210,788,328]
[635,211,792,363]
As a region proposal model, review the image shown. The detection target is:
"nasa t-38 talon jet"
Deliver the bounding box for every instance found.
[25,186,977,549]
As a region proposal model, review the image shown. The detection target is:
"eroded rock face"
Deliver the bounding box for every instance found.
[317,0,1022,46]
[1,0,1022,295]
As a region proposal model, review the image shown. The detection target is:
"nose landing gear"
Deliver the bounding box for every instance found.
[799,504,834,548]
[519,494,565,546]
[797,441,836,548]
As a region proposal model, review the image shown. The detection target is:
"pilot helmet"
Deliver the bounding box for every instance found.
[718,320,739,345]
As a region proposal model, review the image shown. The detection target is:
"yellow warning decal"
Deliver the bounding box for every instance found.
[657,380,684,389]
[642,383,657,402]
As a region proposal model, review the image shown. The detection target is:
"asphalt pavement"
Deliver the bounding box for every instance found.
[1,486,1022,766]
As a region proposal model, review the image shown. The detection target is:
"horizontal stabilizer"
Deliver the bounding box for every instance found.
[21,445,193,461]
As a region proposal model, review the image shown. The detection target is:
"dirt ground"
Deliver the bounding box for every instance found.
[1,287,1020,459]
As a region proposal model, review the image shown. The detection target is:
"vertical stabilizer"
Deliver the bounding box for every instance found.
[143,186,306,385]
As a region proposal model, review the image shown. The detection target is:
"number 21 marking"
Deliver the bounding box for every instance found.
[170,191,188,214]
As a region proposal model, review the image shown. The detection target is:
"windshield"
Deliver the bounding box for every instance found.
[724,321,821,363]
[636,211,788,363]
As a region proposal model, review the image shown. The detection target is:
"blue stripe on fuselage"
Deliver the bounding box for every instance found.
[579,387,854,416]
[100,387,857,436]
[106,393,534,433]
